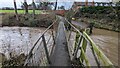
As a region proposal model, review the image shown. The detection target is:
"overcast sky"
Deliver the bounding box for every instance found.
[0,0,118,8]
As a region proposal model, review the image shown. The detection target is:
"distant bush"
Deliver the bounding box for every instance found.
[2,14,55,27]
[2,7,14,10]
[80,6,114,14]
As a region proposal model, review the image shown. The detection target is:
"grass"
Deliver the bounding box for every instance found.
[0,10,42,14]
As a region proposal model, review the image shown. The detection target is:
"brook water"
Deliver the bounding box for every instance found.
[0,27,118,66]
[90,28,119,66]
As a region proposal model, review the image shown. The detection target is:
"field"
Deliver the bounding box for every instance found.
[0,10,42,14]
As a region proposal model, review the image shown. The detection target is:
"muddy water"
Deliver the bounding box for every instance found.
[0,27,52,60]
[90,28,119,66]
[71,20,118,66]
[0,26,119,66]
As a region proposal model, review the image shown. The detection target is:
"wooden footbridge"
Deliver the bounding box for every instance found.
[24,16,114,67]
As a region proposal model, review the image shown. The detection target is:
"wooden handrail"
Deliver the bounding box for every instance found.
[65,17,114,67]
[24,19,57,66]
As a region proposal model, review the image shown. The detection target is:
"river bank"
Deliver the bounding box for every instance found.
[1,13,55,27]
[76,17,120,32]
[72,6,120,32]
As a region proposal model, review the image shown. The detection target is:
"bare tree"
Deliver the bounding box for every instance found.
[24,0,28,14]
[85,0,88,7]
[92,0,95,6]
[13,0,19,20]
[32,0,36,18]
[54,0,58,10]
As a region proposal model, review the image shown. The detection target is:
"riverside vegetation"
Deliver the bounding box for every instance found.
[74,6,120,32]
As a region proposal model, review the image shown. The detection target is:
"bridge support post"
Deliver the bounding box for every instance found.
[42,34,51,65]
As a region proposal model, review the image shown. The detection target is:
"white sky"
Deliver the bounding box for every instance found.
[0,0,32,8]
[0,0,119,8]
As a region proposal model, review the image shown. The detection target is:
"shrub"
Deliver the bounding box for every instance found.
[2,14,55,27]
[80,6,114,14]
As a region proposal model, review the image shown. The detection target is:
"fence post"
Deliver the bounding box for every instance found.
[42,34,51,64]
[50,29,55,55]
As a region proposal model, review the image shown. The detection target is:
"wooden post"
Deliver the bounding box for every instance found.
[50,29,55,55]
[42,35,51,64]
[13,0,19,20]
[90,43,101,68]
[80,37,87,63]
[80,47,91,67]
[73,35,82,60]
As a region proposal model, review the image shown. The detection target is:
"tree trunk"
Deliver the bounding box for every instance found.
[54,0,57,10]
[32,0,36,18]
[85,0,88,7]
[13,0,19,20]
[24,0,28,14]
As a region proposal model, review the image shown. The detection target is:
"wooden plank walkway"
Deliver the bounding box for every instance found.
[50,21,71,66]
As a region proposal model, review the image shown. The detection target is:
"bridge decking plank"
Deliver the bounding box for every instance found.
[50,20,71,66]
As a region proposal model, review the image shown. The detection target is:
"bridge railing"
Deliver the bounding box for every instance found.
[24,19,58,66]
[65,18,114,67]
[23,16,114,67]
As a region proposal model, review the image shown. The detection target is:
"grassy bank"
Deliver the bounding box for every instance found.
[0,10,42,14]
[77,18,120,32]
[73,6,120,32]
[1,13,56,27]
